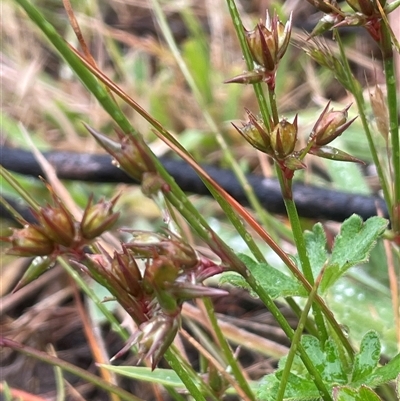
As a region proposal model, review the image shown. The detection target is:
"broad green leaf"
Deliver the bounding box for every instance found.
[304,223,328,277]
[100,365,260,395]
[352,353,400,388]
[320,215,387,292]
[99,366,185,387]
[224,254,307,299]
[333,385,382,401]
[351,331,381,383]
[257,372,320,401]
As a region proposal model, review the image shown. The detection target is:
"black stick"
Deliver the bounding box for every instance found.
[0,146,388,222]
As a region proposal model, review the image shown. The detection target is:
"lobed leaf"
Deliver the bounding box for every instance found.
[320,215,387,292]
[351,331,381,383]
[333,385,382,401]
[352,353,400,388]
[221,254,307,299]
[257,372,320,401]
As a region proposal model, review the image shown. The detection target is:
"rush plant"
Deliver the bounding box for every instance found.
[1,0,400,400]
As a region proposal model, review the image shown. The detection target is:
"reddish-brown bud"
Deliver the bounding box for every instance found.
[111,247,143,297]
[125,230,199,271]
[81,195,120,240]
[224,70,264,85]
[136,314,180,370]
[270,116,298,159]
[34,202,76,247]
[233,109,273,154]
[5,225,55,257]
[311,102,356,146]
[244,11,292,73]
[84,124,156,182]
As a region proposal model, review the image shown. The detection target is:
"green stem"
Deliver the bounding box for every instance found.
[151,0,280,243]
[59,258,129,341]
[168,345,221,401]
[380,22,400,230]
[276,270,322,401]
[0,165,40,212]
[276,170,329,344]
[268,88,279,124]
[163,349,208,401]
[334,30,392,215]
[0,338,142,401]
[285,297,319,338]
[245,274,333,401]
[225,0,272,129]
[203,298,256,401]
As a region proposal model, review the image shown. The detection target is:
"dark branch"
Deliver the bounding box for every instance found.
[0,146,388,222]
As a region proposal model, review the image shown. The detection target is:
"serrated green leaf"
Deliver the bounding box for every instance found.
[333,385,382,401]
[323,339,348,383]
[236,254,307,299]
[352,353,400,388]
[301,336,347,384]
[302,336,326,373]
[320,215,387,291]
[257,372,320,401]
[351,331,381,383]
[304,223,328,277]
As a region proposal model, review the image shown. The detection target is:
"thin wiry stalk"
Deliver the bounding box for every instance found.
[333,30,392,217]
[151,0,280,242]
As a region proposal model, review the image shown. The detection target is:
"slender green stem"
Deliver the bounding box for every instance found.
[276,270,322,401]
[225,0,272,129]
[245,274,332,401]
[151,0,279,241]
[276,170,329,344]
[203,298,256,401]
[163,349,208,401]
[268,88,279,124]
[0,338,142,401]
[334,30,392,215]
[285,297,319,338]
[53,350,66,401]
[0,165,40,212]
[380,22,400,230]
[0,195,25,224]
[168,345,221,401]
[12,0,243,269]
[59,257,129,341]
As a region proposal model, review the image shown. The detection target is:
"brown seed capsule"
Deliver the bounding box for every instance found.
[36,203,76,247]
[270,116,298,159]
[311,103,356,146]
[7,225,55,257]
[81,195,120,240]
[244,11,292,73]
